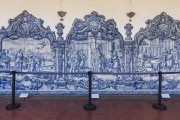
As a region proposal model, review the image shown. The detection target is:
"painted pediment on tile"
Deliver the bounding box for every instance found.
[66,11,123,41]
[135,12,180,44]
[2,10,55,41]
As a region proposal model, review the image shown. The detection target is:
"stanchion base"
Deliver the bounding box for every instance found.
[83,104,96,110]
[6,103,21,110]
[152,103,167,110]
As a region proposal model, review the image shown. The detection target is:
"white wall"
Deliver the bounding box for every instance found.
[0,0,180,38]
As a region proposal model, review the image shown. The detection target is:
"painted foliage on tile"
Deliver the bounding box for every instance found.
[0,11,179,94]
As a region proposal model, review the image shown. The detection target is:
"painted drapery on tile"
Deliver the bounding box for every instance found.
[0,11,179,94]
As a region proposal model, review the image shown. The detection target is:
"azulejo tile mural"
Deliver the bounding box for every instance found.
[0,11,179,94]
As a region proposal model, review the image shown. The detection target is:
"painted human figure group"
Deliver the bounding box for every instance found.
[67,47,124,73]
[0,49,47,72]
[0,49,11,70]
[67,50,86,72]
[136,48,180,72]
[15,49,47,72]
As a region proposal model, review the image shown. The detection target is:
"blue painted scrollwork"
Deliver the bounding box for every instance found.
[135,12,180,44]
[67,11,123,45]
[0,10,56,48]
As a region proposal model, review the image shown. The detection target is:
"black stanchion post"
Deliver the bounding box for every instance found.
[152,71,167,110]
[83,71,96,110]
[6,71,21,110]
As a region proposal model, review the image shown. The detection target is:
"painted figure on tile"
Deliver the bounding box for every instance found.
[125,46,132,72]
[137,52,148,72]
[0,49,11,70]
[159,51,167,70]
[69,51,78,72]
[27,55,33,72]
[99,52,108,72]
[91,49,101,72]
[111,51,120,72]
[98,45,108,72]
[77,50,86,71]
[20,16,30,35]
[166,49,175,70]
[15,49,24,71]
[117,49,124,72]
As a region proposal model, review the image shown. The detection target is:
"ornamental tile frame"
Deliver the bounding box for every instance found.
[133,12,180,93]
[0,10,61,94]
[0,11,179,95]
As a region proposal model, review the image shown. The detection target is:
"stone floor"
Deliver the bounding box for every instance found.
[0,95,180,120]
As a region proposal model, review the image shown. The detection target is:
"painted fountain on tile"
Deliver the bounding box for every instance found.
[0,11,179,94]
